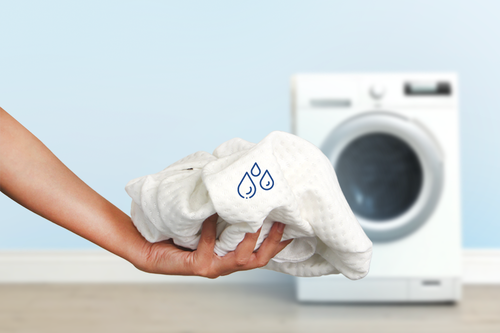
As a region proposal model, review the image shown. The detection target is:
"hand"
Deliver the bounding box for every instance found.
[134,214,292,278]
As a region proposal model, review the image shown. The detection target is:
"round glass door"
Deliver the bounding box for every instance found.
[336,133,423,221]
[322,112,443,242]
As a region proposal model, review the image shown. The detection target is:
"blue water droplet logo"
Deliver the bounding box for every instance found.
[260,170,274,191]
[250,162,261,177]
[237,172,257,199]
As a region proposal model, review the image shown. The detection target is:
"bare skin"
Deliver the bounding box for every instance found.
[0,107,292,278]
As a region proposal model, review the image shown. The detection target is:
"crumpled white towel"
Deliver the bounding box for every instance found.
[125,131,372,279]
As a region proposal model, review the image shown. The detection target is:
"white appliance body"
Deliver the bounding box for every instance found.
[293,74,461,302]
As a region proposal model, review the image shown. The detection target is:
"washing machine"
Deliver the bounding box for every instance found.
[292,73,462,302]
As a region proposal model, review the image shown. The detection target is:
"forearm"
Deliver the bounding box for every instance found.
[0,108,148,264]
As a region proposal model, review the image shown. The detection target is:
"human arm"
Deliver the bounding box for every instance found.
[0,107,291,278]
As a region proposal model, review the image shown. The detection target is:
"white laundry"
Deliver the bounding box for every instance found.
[125,131,372,279]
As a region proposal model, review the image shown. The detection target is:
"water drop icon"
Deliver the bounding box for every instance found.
[260,170,274,191]
[237,172,257,199]
[250,163,261,177]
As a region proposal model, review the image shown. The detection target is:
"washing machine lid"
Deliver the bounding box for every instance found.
[321,112,443,242]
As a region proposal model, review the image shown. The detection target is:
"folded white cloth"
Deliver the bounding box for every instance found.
[125,131,372,279]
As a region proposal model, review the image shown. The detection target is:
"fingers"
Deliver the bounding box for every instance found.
[192,219,293,278]
[233,227,261,267]
[251,222,288,268]
[195,214,218,258]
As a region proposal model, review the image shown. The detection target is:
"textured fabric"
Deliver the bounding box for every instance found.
[125,131,372,279]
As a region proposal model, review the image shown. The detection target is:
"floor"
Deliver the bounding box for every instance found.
[0,284,499,333]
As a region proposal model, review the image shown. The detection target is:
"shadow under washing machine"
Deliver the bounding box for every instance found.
[292,73,461,302]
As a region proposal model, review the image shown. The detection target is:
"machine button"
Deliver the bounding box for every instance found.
[370,84,386,99]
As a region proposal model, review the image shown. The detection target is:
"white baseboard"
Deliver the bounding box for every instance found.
[0,249,498,284]
[462,249,500,284]
[0,250,293,284]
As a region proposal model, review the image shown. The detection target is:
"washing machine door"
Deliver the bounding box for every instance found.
[321,112,443,242]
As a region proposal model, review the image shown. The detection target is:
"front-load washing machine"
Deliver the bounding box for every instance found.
[293,73,461,302]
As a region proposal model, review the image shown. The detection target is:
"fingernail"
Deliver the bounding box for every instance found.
[277,222,285,233]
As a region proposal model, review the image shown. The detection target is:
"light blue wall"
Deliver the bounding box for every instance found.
[0,0,498,248]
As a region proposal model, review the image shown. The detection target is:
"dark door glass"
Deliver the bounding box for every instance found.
[335,133,423,221]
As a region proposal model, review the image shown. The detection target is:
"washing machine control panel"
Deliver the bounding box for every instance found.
[293,74,457,112]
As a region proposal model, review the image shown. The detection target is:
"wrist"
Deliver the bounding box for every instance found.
[99,211,154,272]
[124,232,153,272]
